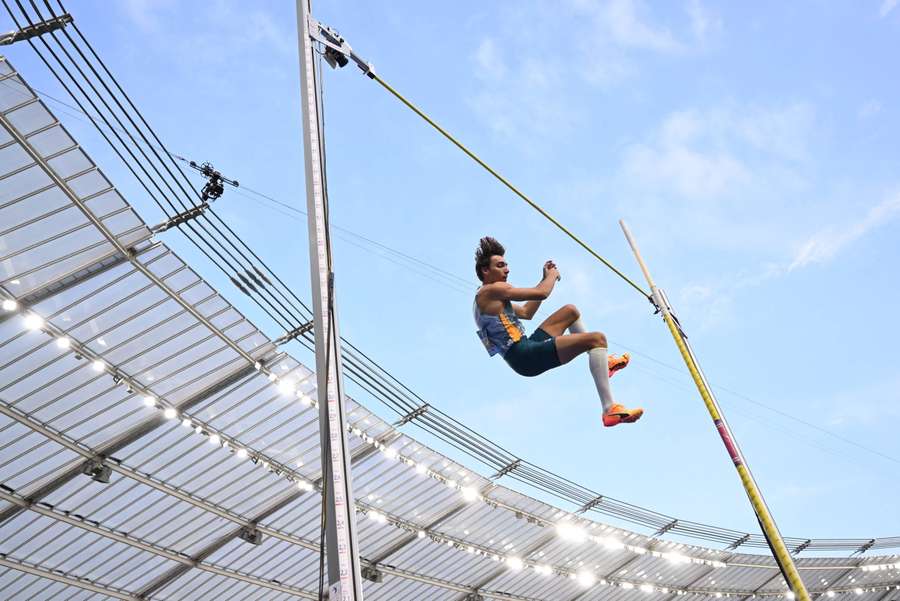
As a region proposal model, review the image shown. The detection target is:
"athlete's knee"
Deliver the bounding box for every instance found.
[563,304,580,320]
[589,331,607,348]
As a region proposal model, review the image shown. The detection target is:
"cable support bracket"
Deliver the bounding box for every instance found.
[238,526,263,546]
[80,457,111,484]
[360,566,384,583]
[274,321,315,345]
[151,203,209,233]
[853,539,876,555]
[654,519,679,537]
[578,494,605,513]
[726,533,752,550]
[240,268,269,292]
[490,459,521,480]
[307,15,376,78]
[791,539,811,555]
[392,403,430,427]
[0,12,71,46]
[229,270,269,297]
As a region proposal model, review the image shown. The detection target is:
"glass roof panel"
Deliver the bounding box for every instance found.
[0,76,31,110]
[65,168,109,200]
[0,141,31,175]
[5,100,55,134]
[0,187,72,234]
[46,147,91,180]
[26,124,76,157]
[0,164,52,207]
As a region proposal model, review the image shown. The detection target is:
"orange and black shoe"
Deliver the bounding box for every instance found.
[608,353,630,378]
[602,403,644,427]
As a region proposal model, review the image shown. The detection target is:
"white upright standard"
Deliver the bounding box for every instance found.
[296,1,365,599]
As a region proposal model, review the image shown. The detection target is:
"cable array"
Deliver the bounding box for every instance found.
[4,0,898,554]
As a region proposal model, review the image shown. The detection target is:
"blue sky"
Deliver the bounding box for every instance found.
[4,1,899,546]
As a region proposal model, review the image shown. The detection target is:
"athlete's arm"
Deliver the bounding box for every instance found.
[481,263,559,303]
[513,300,542,320]
[480,282,548,302]
[512,260,560,318]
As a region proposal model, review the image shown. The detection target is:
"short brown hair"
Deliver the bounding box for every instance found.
[475,236,505,281]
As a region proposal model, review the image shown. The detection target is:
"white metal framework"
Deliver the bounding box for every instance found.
[296,0,364,598]
[1,56,898,601]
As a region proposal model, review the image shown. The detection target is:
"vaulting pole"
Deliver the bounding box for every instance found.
[619,220,810,601]
[296,1,364,599]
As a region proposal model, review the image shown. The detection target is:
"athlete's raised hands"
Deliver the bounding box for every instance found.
[543,260,560,281]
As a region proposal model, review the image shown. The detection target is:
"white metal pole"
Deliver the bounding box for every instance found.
[296,1,364,599]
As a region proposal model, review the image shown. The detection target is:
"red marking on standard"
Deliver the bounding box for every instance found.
[715,419,743,466]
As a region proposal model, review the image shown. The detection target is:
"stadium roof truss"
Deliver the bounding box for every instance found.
[1,56,899,601]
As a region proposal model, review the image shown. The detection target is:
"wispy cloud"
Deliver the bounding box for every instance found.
[467,1,721,141]
[586,0,685,53]
[573,0,722,52]
[789,191,900,270]
[686,0,723,44]
[473,38,506,80]
[468,38,576,141]
[879,0,899,18]
[119,0,292,64]
[620,99,894,328]
[677,283,732,329]
[671,190,900,329]
[621,103,815,200]
[121,0,171,31]
[572,0,719,86]
[624,138,748,200]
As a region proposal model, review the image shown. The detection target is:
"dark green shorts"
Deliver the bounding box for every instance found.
[503,328,561,377]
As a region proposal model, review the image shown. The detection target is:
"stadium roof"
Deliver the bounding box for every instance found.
[1,55,899,601]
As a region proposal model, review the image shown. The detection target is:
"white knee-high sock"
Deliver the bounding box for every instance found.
[568,318,615,412]
[569,318,586,334]
[588,347,616,413]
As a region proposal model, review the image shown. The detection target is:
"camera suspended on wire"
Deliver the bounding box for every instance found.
[189,161,239,202]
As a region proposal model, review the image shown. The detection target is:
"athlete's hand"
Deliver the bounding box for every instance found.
[543,260,561,282]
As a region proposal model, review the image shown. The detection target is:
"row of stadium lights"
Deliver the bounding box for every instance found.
[4,300,319,484]
[353,428,734,566]
[353,429,900,597]
[5,299,900,597]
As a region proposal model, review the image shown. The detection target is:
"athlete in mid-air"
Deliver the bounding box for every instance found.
[473,237,643,427]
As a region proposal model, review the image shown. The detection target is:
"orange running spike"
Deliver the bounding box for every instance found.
[602,404,644,427]
[608,353,630,377]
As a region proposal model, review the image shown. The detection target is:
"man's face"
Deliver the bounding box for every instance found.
[483,255,509,283]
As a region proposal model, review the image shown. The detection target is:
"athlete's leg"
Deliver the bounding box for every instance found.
[536,304,580,337]
[568,317,629,376]
[555,332,616,410]
[568,316,587,334]
[555,332,642,425]
[554,331,606,365]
